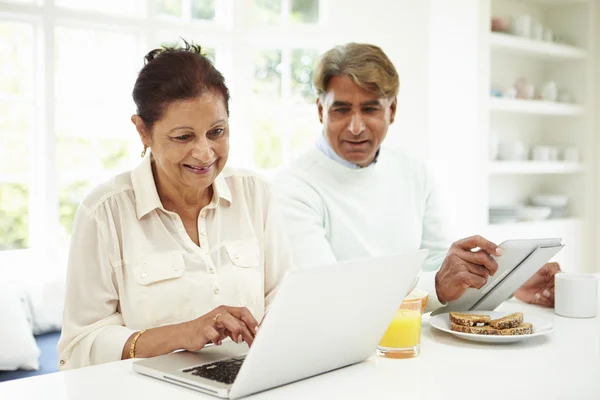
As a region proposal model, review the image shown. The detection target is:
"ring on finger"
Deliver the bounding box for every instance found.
[213,313,222,328]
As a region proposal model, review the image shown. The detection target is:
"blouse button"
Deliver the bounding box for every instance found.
[214,287,220,294]
[172,264,179,271]
[141,272,148,278]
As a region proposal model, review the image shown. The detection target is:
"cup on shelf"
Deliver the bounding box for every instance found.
[498,141,529,161]
[532,21,543,40]
[510,15,532,37]
[515,77,534,100]
[532,146,551,162]
[491,17,509,33]
[503,87,517,99]
[563,147,580,163]
[541,81,558,102]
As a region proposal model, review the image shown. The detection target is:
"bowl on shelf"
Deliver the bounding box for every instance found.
[531,194,569,209]
[520,206,552,221]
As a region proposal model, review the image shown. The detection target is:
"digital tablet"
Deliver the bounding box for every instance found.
[431,238,564,315]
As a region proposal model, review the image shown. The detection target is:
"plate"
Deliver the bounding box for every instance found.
[429,311,553,343]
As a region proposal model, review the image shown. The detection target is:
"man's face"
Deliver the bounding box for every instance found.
[317,75,396,167]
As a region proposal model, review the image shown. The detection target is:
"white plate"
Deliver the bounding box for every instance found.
[429,311,553,343]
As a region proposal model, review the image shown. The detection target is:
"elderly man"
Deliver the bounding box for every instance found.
[274,43,559,312]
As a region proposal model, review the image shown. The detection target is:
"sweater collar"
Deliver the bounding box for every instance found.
[315,131,379,169]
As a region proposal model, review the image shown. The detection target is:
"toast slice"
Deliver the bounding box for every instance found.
[450,323,499,335]
[449,312,491,327]
[488,312,524,329]
[497,322,533,336]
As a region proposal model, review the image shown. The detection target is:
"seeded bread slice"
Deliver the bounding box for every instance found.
[498,322,533,336]
[488,312,524,329]
[450,323,499,335]
[449,312,492,327]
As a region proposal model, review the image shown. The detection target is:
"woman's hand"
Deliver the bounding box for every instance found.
[182,306,260,352]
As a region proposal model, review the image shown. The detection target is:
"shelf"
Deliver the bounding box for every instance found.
[487,217,581,230]
[489,98,584,116]
[490,32,587,61]
[489,161,584,174]
[521,0,588,5]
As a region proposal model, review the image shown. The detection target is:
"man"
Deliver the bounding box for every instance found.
[274,43,558,312]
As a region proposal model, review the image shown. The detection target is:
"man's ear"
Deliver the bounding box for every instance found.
[131,115,152,147]
[316,97,324,124]
[389,97,397,124]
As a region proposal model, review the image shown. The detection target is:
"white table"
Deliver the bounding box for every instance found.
[1,299,599,400]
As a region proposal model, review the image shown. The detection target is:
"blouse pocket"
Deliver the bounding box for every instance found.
[224,243,263,310]
[127,252,192,327]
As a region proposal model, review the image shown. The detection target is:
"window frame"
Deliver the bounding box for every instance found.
[0,0,326,261]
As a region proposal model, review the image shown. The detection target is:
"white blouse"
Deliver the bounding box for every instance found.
[57,155,295,370]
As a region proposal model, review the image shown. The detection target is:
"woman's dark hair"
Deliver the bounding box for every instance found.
[132,39,230,129]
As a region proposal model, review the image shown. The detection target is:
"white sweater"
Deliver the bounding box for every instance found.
[274,147,451,311]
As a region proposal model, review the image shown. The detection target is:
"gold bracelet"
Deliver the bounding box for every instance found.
[129,329,148,359]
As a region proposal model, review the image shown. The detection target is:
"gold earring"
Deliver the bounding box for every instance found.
[141,146,147,158]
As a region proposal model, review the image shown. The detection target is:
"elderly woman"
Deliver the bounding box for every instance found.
[57,42,294,370]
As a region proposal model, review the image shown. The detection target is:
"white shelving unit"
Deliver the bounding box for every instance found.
[490,32,588,60]
[489,161,584,174]
[481,0,596,273]
[489,97,585,115]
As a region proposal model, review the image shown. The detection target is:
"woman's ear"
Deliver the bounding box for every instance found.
[131,115,151,147]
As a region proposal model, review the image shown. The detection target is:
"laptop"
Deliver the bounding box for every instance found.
[133,249,428,399]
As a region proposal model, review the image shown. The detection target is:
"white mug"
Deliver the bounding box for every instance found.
[555,273,599,318]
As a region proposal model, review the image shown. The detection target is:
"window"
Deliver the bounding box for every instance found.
[0,21,34,250]
[0,0,325,263]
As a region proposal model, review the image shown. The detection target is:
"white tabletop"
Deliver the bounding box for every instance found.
[1,299,599,400]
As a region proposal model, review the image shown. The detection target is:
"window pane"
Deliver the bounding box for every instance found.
[55,104,138,175]
[0,21,34,97]
[290,0,319,24]
[0,102,29,178]
[191,0,216,21]
[291,49,318,104]
[253,50,282,100]
[252,0,281,26]
[289,107,321,159]
[154,0,182,18]
[0,184,29,250]
[252,111,282,169]
[59,181,92,236]
[56,137,96,173]
[55,0,145,17]
[55,27,140,102]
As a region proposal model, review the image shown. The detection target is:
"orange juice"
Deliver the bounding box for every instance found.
[379,309,422,348]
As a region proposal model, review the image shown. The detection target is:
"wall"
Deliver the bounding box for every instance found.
[326,0,431,160]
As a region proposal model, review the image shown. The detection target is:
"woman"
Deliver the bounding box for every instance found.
[57,41,294,370]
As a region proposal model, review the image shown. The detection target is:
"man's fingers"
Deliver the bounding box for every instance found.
[454,235,502,256]
[533,291,554,308]
[457,269,488,290]
[544,262,561,276]
[457,249,499,276]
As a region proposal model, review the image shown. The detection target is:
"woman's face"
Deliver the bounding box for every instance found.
[134,92,229,196]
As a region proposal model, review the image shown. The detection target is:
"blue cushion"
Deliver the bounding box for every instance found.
[0,331,61,382]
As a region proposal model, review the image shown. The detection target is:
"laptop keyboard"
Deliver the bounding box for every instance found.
[182,356,246,385]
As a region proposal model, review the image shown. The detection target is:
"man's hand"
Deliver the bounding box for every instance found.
[514,262,561,308]
[435,235,503,303]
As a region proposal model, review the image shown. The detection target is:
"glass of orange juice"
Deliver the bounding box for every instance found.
[376,294,425,359]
